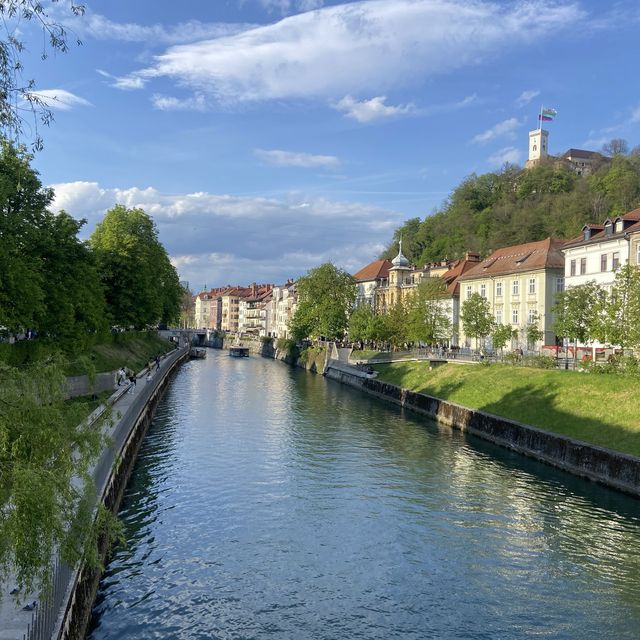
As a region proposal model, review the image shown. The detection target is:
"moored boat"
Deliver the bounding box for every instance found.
[229,346,250,358]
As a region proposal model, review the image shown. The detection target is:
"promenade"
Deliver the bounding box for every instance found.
[0,347,187,640]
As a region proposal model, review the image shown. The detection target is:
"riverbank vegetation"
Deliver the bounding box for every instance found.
[374,361,640,457]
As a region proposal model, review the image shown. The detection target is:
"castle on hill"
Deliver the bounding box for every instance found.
[525,127,608,176]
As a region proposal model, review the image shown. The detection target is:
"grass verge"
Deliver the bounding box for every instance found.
[373,361,640,458]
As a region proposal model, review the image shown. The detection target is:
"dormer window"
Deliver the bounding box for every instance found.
[615,219,623,233]
[604,221,613,236]
[583,228,591,241]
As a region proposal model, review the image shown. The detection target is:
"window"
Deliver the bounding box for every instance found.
[495,310,502,325]
[570,259,576,276]
[604,221,613,236]
[600,254,608,272]
[637,242,640,265]
[480,284,486,298]
[528,278,536,295]
[615,219,623,233]
[533,144,537,152]
[496,281,503,297]
[612,252,620,270]
[512,308,519,325]
[556,277,564,293]
[512,280,520,296]
[528,308,537,325]
[466,285,472,299]
[580,257,587,275]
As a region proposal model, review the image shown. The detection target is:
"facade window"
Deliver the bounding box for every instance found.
[512,308,519,325]
[637,243,640,265]
[612,252,620,270]
[580,257,587,275]
[512,280,520,296]
[533,144,537,152]
[495,310,502,325]
[528,278,536,295]
[556,277,564,293]
[496,281,503,297]
[528,308,537,325]
[600,254,608,272]
[570,259,576,276]
[480,284,486,298]
[466,285,472,299]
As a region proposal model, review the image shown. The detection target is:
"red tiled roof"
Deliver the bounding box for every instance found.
[564,208,640,247]
[441,258,484,295]
[458,238,565,281]
[353,259,392,281]
[562,148,604,160]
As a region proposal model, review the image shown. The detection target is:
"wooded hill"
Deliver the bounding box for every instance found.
[382,149,640,265]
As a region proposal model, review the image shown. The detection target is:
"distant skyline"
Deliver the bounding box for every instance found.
[14,0,640,289]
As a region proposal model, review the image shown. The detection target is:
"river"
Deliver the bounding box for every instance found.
[88,350,640,639]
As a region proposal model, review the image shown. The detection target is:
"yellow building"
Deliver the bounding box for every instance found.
[457,238,566,350]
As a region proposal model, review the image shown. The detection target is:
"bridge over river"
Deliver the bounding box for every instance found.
[87,349,640,639]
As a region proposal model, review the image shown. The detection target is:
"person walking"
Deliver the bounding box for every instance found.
[155,355,161,370]
[128,372,137,392]
[117,367,126,386]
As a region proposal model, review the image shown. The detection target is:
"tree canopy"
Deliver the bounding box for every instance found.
[383,146,640,264]
[90,205,181,329]
[290,263,356,341]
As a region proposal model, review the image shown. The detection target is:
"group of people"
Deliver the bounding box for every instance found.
[117,355,162,390]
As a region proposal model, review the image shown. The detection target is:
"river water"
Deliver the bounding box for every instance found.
[88,350,640,639]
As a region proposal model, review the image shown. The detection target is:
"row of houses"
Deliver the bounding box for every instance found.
[193,206,640,349]
[354,207,640,350]
[194,280,298,338]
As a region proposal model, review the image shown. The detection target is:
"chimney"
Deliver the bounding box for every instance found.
[465,251,481,262]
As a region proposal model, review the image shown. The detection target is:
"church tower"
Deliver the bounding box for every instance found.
[527,128,549,167]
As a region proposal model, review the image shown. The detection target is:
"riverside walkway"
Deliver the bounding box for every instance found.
[0,346,188,640]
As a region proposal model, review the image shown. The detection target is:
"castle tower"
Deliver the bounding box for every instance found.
[527,128,549,166]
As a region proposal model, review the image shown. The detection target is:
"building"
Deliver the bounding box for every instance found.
[238,286,273,336]
[457,238,566,349]
[194,286,227,329]
[353,259,392,307]
[562,209,640,291]
[267,280,297,339]
[525,127,607,175]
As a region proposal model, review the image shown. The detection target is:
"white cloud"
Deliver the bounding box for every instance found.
[515,89,540,107]
[631,105,640,123]
[115,0,585,102]
[28,89,92,110]
[455,93,478,108]
[334,95,416,123]
[49,181,403,287]
[488,146,522,167]
[97,69,148,91]
[151,93,207,111]
[255,149,340,168]
[473,117,520,144]
[258,0,324,13]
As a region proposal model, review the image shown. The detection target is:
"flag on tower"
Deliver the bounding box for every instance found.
[538,107,557,122]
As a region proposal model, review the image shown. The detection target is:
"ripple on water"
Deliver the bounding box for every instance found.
[88,351,640,640]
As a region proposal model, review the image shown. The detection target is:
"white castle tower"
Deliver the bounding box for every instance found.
[526,128,549,167]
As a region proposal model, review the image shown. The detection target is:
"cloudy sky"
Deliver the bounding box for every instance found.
[17,0,640,289]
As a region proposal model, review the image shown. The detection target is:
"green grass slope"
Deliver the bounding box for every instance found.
[374,362,640,458]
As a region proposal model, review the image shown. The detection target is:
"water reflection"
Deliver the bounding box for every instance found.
[88,350,640,639]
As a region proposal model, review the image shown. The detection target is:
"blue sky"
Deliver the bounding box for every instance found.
[15,0,640,289]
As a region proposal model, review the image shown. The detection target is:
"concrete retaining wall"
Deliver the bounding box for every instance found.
[324,362,640,497]
[65,372,117,399]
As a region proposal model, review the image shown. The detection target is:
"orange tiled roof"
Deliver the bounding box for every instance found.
[564,208,640,247]
[440,258,483,295]
[353,259,392,281]
[458,238,565,281]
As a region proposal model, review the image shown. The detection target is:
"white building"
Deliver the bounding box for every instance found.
[267,280,297,339]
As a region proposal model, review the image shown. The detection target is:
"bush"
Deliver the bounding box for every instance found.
[522,354,556,369]
[260,336,273,345]
[276,338,298,359]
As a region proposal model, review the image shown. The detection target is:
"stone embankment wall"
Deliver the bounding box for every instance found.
[65,372,117,399]
[324,362,640,497]
[55,349,189,640]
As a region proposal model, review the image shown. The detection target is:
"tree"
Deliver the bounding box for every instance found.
[602,138,629,157]
[492,323,517,353]
[290,263,356,341]
[179,285,194,329]
[348,304,376,343]
[525,313,545,349]
[461,293,494,350]
[0,1,85,150]
[407,277,452,345]
[90,205,181,328]
[594,264,640,350]
[552,281,604,364]
[0,357,111,595]
[383,298,410,348]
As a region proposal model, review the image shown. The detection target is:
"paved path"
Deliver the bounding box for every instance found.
[0,348,186,640]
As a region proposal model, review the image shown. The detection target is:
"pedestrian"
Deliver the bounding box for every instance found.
[155,355,160,370]
[128,373,137,392]
[146,370,152,384]
[117,367,126,386]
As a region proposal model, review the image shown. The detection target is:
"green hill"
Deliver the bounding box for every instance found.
[383,150,640,264]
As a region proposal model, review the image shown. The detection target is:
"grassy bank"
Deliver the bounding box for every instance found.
[0,331,175,376]
[373,361,640,458]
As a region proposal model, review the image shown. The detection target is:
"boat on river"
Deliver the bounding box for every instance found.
[229,346,250,358]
